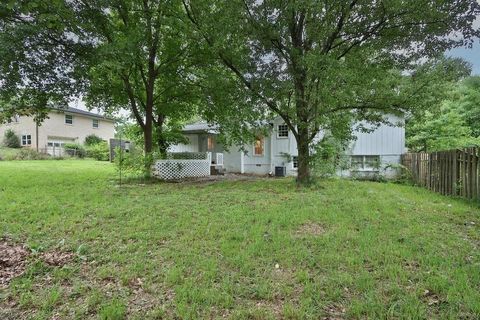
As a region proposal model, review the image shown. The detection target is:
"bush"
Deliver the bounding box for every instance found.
[12,149,50,160]
[114,148,156,179]
[383,163,413,184]
[3,129,21,148]
[63,143,86,158]
[84,134,104,146]
[86,141,109,161]
[311,136,349,178]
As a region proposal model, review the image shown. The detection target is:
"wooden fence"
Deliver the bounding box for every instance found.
[402,148,479,200]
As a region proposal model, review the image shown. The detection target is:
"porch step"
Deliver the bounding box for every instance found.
[210,165,225,175]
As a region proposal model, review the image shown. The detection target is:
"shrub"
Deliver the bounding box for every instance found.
[13,149,50,160]
[86,141,109,161]
[311,136,349,178]
[63,143,86,158]
[3,129,21,148]
[114,148,157,179]
[84,134,104,146]
[383,163,413,184]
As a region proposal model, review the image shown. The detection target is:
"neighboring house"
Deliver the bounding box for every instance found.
[0,107,115,155]
[170,115,405,178]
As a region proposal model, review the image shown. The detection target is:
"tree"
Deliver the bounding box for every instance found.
[183,0,480,185]
[407,104,479,152]
[407,75,480,151]
[77,0,199,157]
[84,134,104,146]
[454,76,480,137]
[1,0,199,161]
[2,129,21,148]
[0,1,90,124]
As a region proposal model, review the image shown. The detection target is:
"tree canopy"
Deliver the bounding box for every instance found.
[407,75,480,152]
[1,0,200,158]
[183,0,480,184]
[79,0,199,155]
[0,0,90,123]
[1,0,479,183]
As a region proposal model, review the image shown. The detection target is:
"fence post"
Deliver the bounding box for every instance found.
[472,147,478,199]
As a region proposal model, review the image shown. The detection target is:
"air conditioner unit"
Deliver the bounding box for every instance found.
[275,166,286,177]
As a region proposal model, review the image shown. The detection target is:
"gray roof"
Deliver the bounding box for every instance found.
[182,122,219,133]
[55,107,115,121]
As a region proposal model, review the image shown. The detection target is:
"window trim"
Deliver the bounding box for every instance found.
[351,155,380,171]
[92,119,99,129]
[277,124,289,139]
[21,134,32,146]
[292,156,298,169]
[253,136,264,156]
[65,114,73,125]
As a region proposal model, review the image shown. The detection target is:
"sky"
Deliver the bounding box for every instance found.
[447,43,480,75]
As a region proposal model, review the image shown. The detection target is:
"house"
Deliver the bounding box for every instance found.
[0,107,115,155]
[170,115,405,178]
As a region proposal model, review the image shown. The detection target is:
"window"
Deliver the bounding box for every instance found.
[92,119,99,128]
[277,124,289,138]
[292,156,298,168]
[48,141,65,148]
[253,136,264,156]
[351,155,380,171]
[207,136,214,150]
[21,135,31,146]
[65,114,73,125]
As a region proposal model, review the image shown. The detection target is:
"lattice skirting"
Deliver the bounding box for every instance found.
[152,159,210,180]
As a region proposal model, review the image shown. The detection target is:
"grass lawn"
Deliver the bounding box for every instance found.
[0,160,479,319]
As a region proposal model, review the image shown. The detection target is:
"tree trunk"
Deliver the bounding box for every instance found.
[293,64,312,185]
[144,77,154,176]
[157,136,168,157]
[296,126,311,185]
[155,115,168,157]
[144,110,153,154]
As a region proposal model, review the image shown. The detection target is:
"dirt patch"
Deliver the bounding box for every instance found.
[1,237,75,287]
[295,222,326,237]
[40,251,75,267]
[0,238,29,287]
[422,289,445,307]
[323,303,346,319]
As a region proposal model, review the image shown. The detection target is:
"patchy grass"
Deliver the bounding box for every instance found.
[0,160,479,319]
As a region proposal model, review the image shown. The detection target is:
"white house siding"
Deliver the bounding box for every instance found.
[0,110,115,152]
[171,114,405,178]
[350,115,405,156]
[169,134,199,153]
[222,148,244,173]
[270,118,299,176]
[39,111,115,150]
[344,115,405,178]
[262,115,405,177]
[0,117,37,148]
[242,136,273,174]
